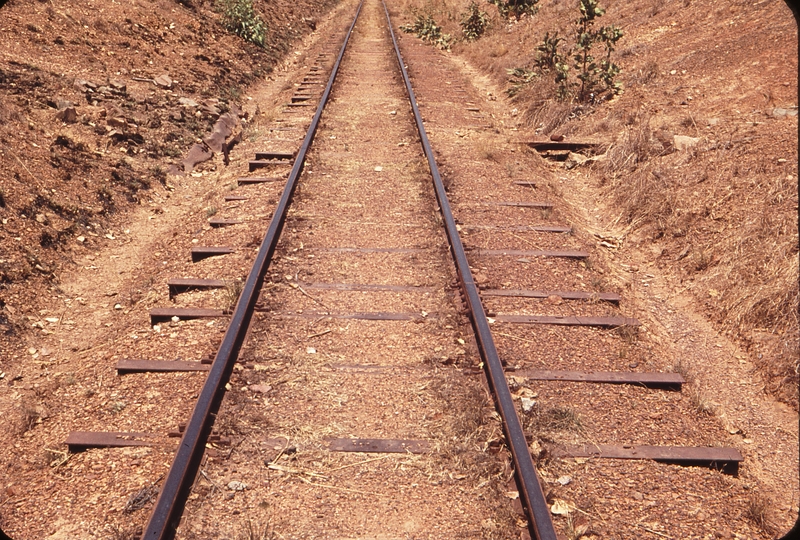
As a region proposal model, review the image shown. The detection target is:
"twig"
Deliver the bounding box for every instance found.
[0,496,19,509]
[326,455,390,474]
[267,463,327,479]
[8,148,38,183]
[290,283,331,311]
[307,329,332,340]
[200,469,223,490]
[78,341,112,357]
[636,524,674,539]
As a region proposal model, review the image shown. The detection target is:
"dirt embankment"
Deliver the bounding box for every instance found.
[396,0,799,407]
[0,0,338,363]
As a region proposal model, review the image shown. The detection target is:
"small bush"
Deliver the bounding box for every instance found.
[571,0,623,102]
[506,67,538,97]
[216,0,267,48]
[489,0,539,20]
[400,13,452,50]
[460,2,488,41]
[505,0,622,103]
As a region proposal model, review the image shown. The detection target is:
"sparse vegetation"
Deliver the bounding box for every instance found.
[524,404,584,435]
[237,520,276,540]
[571,0,623,102]
[746,492,777,536]
[216,0,267,47]
[400,13,452,50]
[506,67,539,97]
[460,2,488,42]
[225,279,245,311]
[488,0,539,20]
[507,0,622,103]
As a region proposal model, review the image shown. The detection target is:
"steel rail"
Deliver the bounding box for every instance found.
[381,2,558,539]
[140,2,364,537]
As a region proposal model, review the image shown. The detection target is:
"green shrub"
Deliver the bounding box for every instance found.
[400,13,452,50]
[535,31,564,72]
[460,2,488,41]
[572,0,623,102]
[488,0,539,20]
[216,0,267,48]
[506,67,538,97]
[505,0,622,102]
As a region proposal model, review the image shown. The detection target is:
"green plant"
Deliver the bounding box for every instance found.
[572,0,623,102]
[400,13,452,50]
[506,67,538,97]
[507,31,567,97]
[535,31,565,72]
[460,2,488,41]
[508,0,622,102]
[489,0,539,20]
[216,0,267,47]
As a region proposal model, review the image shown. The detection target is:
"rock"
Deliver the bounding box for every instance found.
[181,143,213,173]
[154,74,173,88]
[557,475,571,486]
[250,384,272,394]
[529,439,543,459]
[55,107,77,123]
[632,491,644,501]
[107,117,127,130]
[104,103,124,118]
[35,213,47,224]
[520,397,536,413]
[673,135,701,151]
[564,151,589,169]
[201,102,221,116]
[179,97,199,107]
[56,99,73,110]
[544,294,563,305]
[771,107,798,118]
[227,481,247,491]
[74,78,97,92]
[550,133,565,141]
[550,499,571,515]
[109,80,127,93]
[203,131,226,153]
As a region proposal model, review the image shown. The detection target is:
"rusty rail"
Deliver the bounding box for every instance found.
[140,2,364,538]
[381,2,557,539]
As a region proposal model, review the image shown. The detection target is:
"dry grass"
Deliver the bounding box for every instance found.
[597,110,798,407]
[236,519,276,540]
[17,399,42,434]
[225,279,245,311]
[524,404,584,435]
[503,67,577,136]
[745,491,777,536]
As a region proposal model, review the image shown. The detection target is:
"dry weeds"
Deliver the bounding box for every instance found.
[745,491,777,536]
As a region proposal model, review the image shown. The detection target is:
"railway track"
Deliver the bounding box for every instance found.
[41,0,756,538]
